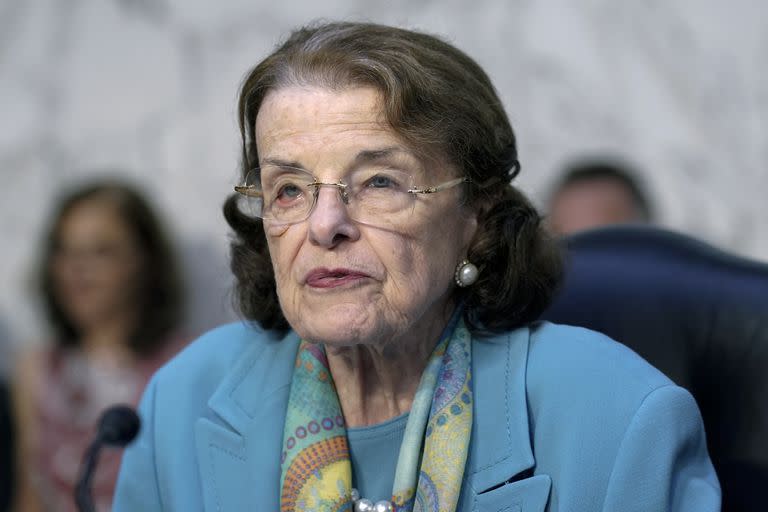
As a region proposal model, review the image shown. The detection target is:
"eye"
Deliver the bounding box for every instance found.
[351,168,411,195]
[369,175,394,188]
[365,172,409,190]
[275,183,304,201]
[260,165,313,205]
[279,184,302,197]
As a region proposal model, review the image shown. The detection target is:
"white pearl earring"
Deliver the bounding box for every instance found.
[454,259,479,287]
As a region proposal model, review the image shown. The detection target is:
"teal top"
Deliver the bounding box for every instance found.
[348,412,409,502]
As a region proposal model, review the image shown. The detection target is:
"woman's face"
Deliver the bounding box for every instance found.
[256,86,478,349]
[51,198,143,331]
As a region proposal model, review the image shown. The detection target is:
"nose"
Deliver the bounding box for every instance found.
[307,185,360,248]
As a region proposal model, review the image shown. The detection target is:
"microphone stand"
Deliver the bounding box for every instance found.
[74,405,141,512]
[74,434,104,512]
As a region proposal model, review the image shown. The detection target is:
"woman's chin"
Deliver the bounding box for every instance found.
[291,308,391,347]
[297,323,379,347]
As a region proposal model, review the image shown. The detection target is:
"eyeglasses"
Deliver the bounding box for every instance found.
[234,165,468,226]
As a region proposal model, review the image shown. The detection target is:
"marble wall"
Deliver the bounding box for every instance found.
[1,0,766,360]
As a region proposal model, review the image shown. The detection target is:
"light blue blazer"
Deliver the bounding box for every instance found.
[113,322,720,511]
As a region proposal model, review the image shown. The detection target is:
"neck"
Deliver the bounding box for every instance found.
[325,306,457,428]
[78,311,137,363]
[325,343,429,427]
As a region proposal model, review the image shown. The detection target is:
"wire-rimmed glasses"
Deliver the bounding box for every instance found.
[234,165,468,227]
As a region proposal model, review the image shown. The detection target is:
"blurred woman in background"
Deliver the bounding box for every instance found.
[12,180,185,512]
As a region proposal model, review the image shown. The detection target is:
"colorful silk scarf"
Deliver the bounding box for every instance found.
[279,317,473,512]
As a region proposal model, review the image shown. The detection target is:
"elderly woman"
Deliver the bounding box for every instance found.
[114,22,719,511]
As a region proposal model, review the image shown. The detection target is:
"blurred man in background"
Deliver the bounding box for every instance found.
[546,159,653,235]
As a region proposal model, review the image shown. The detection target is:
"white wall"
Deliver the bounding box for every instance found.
[1,0,766,359]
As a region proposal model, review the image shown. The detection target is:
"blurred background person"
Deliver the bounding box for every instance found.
[11,180,186,512]
[545,158,654,236]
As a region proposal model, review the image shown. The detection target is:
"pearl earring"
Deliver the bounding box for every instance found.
[454,259,479,287]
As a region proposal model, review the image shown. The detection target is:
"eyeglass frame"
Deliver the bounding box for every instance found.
[234,166,470,225]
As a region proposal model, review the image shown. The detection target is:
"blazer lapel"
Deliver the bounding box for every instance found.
[195,329,301,511]
[191,325,548,511]
[462,326,552,510]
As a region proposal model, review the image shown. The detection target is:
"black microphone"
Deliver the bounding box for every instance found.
[75,405,141,512]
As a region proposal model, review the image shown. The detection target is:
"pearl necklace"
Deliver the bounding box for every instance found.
[351,488,394,512]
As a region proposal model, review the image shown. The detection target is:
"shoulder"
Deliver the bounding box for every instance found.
[151,321,294,394]
[159,322,259,374]
[476,321,673,401]
[471,323,719,509]
[13,347,48,381]
[526,321,673,395]
[12,347,52,404]
[474,321,682,446]
[519,322,675,425]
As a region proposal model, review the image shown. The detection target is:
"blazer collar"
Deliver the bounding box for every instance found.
[194,324,537,509]
[200,324,532,444]
[206,328,300,434]
[195,327,300,511]
[467,326,536,492]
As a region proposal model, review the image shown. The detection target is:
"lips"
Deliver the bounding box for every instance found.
[305,268,371,288]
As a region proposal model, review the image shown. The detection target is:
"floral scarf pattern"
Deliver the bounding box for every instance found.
[279,316,473,512]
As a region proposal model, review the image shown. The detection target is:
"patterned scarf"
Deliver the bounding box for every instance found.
[279,316,473,512]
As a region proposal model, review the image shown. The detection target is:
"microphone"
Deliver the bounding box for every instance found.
[75,405,141,512]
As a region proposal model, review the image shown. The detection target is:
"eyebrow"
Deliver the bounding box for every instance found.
[260,146,415,171]
[260,158,307,170]
[353,146,412,165]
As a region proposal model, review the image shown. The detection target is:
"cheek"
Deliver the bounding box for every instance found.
[94,263,142,307]
[420,214,467,262]
[266,227,304,293]
[50,258,71,284]
[120,262,145,295]
[105,248,143,283]
[380,228,459,301]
